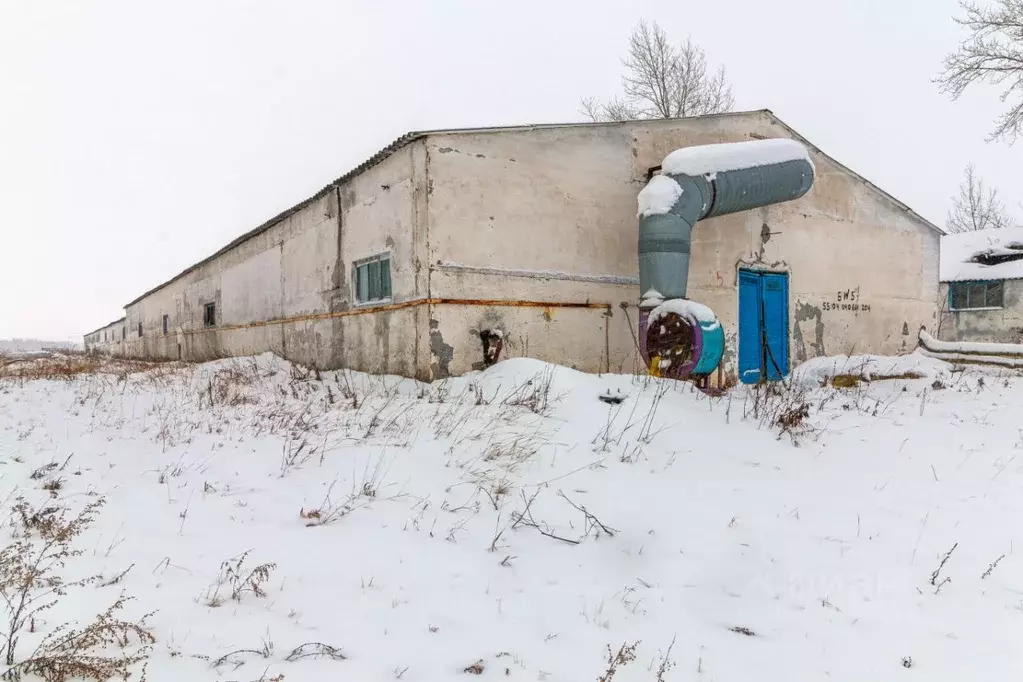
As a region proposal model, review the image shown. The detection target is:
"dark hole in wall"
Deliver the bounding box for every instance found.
[479,330,504,368]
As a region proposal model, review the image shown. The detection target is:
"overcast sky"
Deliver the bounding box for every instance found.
[1,0,1017,341]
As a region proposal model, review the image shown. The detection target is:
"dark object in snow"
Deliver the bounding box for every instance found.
[728,626,756,637]
[901,656,913,669]
[931,378,946,391]
[598,389,626,405]
[969,245,1023,266]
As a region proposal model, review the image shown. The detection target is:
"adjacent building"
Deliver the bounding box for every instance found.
[84,318,125,354]
[937,227,1023,343]
[85,110,942,384]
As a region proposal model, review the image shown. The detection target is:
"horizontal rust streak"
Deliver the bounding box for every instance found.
[156,298,611,338]
[436,298,610,310]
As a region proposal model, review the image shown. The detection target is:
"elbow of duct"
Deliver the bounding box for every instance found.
[637,149,816,302]
[637,173,712,301]
[635,140,816,378]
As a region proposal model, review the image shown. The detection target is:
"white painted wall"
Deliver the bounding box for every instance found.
[93,113,940,384]
[424,112,940,382]
[84,319,125,355]
[117,141,427,374]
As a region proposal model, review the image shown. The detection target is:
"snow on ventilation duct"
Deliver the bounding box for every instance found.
[637,175,684,218]
[637,137,815,381]
[660,137,814,178]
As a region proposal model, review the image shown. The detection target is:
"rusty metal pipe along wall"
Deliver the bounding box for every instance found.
[141,297,612,338]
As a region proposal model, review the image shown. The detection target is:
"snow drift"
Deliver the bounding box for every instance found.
[1,353,1021,681]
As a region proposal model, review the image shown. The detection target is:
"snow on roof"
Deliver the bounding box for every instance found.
[940,227,1023,282]
[637,175,683,217]
[660,138,813,177]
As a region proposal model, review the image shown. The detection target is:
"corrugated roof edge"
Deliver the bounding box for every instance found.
[123,130,425,308]
[122,111,765,308]
[122,108,941,308]
[85,317,126,337]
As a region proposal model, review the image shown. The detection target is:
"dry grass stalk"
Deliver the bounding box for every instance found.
[204,551,277,607]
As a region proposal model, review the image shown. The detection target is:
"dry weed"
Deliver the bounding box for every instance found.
[0,497,152,680]
[203,551,277,607]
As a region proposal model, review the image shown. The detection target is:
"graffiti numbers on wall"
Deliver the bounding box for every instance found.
[822,287,871,313]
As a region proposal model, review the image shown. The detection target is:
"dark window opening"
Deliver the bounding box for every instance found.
[353,254,392,304]
[162,314,170,335]
[949,280,1004,310]
[204,303,216,328]
[138,322,143,337]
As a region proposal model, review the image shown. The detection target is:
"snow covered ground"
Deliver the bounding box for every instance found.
[1,352,1022,681]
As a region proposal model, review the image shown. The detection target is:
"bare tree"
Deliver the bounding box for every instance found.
[582,20,734,122]
[946,164,1015,233]
[938,0,1023,141]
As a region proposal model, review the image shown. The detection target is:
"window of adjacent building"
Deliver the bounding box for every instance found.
[949,280,1004,310]
[353,254,392,304]
[122,327,125,340]
[162,314,170,335]
[204,302,217,328]
[138,322,143,337]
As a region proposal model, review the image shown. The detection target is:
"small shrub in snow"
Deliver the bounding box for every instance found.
[0,497,153,680]
[501,367,559,415]
[654,636,677,682]
[41,478,64,498]
[743,381,820,444]
[198,366,258,410]
[596,642,638,682]
[1,596,154,682]
[203,551,277,607]
[463,659,485,675]
[729,625,756,636]
[300,458,393,527]
[278,435,328,477]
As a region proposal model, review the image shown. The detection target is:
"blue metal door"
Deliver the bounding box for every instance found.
[761,272,789,381]
[738,271,763,384]
[737,270,790,384]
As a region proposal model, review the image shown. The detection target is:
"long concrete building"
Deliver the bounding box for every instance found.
[85,110,942,385]
[84,318,125,354]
